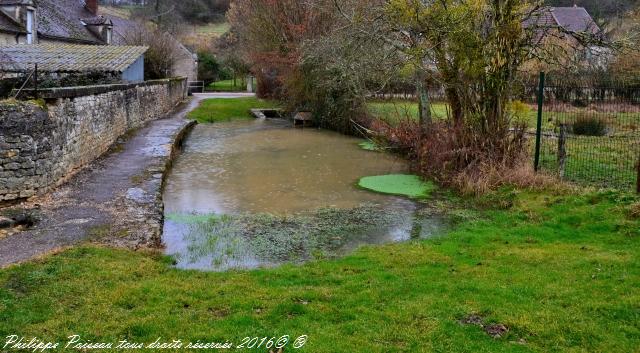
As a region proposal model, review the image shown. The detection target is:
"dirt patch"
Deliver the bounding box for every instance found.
[484,323,509,338]
[459,314,484,326]
[0,208,41,239]
[459,313,511,339]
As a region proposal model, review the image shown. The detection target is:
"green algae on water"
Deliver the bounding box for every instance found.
[358,141,381,151]
[358,174,435,199]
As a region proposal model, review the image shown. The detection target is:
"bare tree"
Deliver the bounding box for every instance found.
[122,22,180,79]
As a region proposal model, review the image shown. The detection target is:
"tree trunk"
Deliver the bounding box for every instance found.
[416,70,432,128]
[445,85,463,126]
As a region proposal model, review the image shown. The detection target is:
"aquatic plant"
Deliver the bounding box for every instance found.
[358,174,435,199]
[358,141,381,151]
[181,205,410,266]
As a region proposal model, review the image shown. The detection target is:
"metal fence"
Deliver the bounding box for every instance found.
[530,72,640,192]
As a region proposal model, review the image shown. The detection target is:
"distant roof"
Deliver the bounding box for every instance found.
[551,7,600,35]
[33,0,104,44]
[108,13,140,46]
[0,8,25,33]
[0,1,35,5]
[0,44,148,72]
[526,6,600,36]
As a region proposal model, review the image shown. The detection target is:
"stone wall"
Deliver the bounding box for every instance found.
[0,78,187,202]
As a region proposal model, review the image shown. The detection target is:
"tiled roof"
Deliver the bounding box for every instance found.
[33,0,103,44]
[551,7,600,35]
[0,44,147,72]
[526,7,600,35]
[0,9,25,33]
[0,1,34,5]
[108,14,140,46]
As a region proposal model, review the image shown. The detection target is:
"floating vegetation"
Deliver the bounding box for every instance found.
[166,213,221,224]
[358,140,382,151]
[358,174,435,199]
[176,205,415,269]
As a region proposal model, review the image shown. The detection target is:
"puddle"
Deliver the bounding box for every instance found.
[163,119,443,271]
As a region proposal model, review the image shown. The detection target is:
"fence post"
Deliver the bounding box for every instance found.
[34,63,38,100]
[534,71,545,172]
[557,123,567,178]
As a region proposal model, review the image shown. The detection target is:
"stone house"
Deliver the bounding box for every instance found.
[525,6,610,70]
[0,0,197,80]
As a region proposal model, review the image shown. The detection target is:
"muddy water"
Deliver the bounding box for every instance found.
[163,119,442,271]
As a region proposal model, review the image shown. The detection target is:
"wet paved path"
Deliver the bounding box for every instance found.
[0,93,253,267]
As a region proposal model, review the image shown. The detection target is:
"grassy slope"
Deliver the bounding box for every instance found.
[187,98,279,123]
[100,6,136,19]
[195,22,230,36]
[0,190,638,352]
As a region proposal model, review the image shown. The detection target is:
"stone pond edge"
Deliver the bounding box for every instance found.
[141,119,198,249]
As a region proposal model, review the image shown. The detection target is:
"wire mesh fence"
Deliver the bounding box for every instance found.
[528,72,640,192]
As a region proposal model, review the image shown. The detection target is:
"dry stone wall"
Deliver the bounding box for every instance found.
[0,78,187,202]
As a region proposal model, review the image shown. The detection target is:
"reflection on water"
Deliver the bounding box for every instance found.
[163,119,442,271]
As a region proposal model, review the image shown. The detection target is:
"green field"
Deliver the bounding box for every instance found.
[536,136,640,190]
[187,97,279,123]
[207,79,248,93]
[367,100,449,124]
[1,189,638,352]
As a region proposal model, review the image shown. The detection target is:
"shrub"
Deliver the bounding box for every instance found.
[572,114,609,136]
[367,119,558,195]
[506,100,531,124]
[197,52,221,86]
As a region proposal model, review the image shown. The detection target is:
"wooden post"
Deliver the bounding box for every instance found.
[33,63,38,100]
[534,72,545,172]
[557,123,567,178]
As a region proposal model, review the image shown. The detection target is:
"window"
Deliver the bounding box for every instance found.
[26,9,35,44]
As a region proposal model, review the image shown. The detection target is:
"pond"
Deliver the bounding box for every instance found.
[163,118,443,271]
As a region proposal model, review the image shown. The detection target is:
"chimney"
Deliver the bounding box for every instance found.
[85,0,98,15]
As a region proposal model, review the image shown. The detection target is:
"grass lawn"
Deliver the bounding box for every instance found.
[0,189,639,352]
[207,79,248,93]
[367,100,544,129]
[367,100,449,124]
[195,22,230,36]
[536,136,640,190]
[368,100,640,131]
[187,98,279,123]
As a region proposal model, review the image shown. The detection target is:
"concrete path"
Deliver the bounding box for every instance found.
[0,94,235,267]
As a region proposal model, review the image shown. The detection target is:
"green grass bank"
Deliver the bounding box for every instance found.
[1,189,638,352]
[187,98,279,123]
